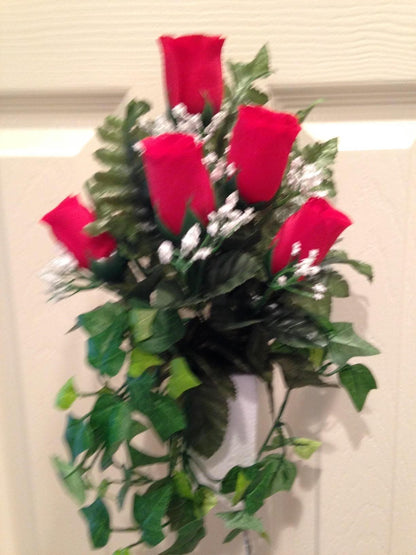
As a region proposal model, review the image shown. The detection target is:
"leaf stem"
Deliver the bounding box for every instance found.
[257,388,291,460]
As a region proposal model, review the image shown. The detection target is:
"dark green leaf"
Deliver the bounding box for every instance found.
[65,416,93,462]
[79,302,126,336]
[224,529,243,543]
[328,323,380,367]
[221,464,260,494]
[139,310,185,353]
[339,363,377,411]
[203,252,260,298]
[90,394,131,453]
[194,487,217,517]
[128,445,170,467]
[274,354,333,389]
[128,419,148,440]
[264,455,297,495]
[52,456,86,505]
[55,377,78,410]
[324,271,349,297]
[167,495,196,532]
[160,519,206,555]
[152,280,185,308]
[325,249,373,281]
[80,498,111,548]
[133,482,172,546]
[245,462,276,513]
[183,382,229,458]
[128,375,186,441]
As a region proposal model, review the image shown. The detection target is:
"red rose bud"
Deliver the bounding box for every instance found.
[271,197,352,274]
[159,34,225,114]
[41,195,117,268]
[141,133,215,235]
[228,105,301,203]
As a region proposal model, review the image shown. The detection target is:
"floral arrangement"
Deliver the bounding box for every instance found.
[41,34,379,554]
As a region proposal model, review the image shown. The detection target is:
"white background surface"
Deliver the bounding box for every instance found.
[1,2,415,554]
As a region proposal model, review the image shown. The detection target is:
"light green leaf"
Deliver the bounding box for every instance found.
[52,456,86,505]
[80,498,111,548]
[264,455,297,495]
[218,510,266,535]
[339,363,377,411]
[167,357,201,399]
[328,323,380,367]
[55,377,78,410]
[113,549,131,555]
[129,307,158,342]
[194,487,217,517]
[232,471,251,505]
[293,438,322,459]
[133,482,172,546]
[173,471,194,500]
[128,347,163,377]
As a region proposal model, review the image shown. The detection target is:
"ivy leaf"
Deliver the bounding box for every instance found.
[133,481,172,546]
[194,487,218,517]
[339,363,377,411]
[325,249,373,281]
[78,302,126,336]
[128,419,148,440]
[128,375,186,441]
[80,498,111,548]
[90,394,131,454]
[173,471,194,500]
[328,323,380,367]
[55,377,78,410]
[232,471,252,506]
[52,456,86,505]
[167,357,201,399]
[292,438,322,459]
[218,510,266,537]
[128,347,163,377]
[139,310,185,353]
[183,381,229,458]
[65,416,93,462]
[152,279,185,309]
[128,445,170,467]
[245,461,276,514]
[265,455,297,495]
[129,306,158,343]
[221,464,259,494]
[274,354,332,389]
[160,519,206,555]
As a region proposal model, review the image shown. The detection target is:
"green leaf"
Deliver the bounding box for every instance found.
[90,394,131,454]
[128,347,163,377]
[173,471,194,500]
[266,455,297,495]
[65,416,93,462]
[232,471,252,505]
[275,354,332,389]
[194,487,217,517]
[292,438,322,459]
[55,377,78,410]
[228,44,271,87]
[80,498,111,548]
[221,464,259,494]
[160,519,206,555]
[113,549,131,555]
[133,482,172,546]
[245,86,269,105]
[97,478,110,498]
[139,310,185,353]
[224,529,243,543]
[129,445,170,467]
[128,419,148,440]
[325,249,373,281]
[296,99,323,124]
[129,307,158,342]
[328,323,380,367]
[128,375,186,441]
[167,495,196,531]
[339,363,377,411]
[245,461,276,514]
[302,138,338,166]
[324,271,349,297]
[203,252,260,297]
[218,510,266,536]
[52,456,86,505]
[152,279,185,308]
[167,357,201,399]
[79,302,126,336]
[183,382,229,458]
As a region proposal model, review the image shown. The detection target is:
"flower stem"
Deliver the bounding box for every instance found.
[257,389,291,460]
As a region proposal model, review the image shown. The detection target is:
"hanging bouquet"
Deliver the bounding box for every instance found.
[41,34,379,554]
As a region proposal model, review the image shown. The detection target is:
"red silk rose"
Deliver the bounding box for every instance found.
[228,105,301,203]
[141,133,215,235]
[159,34,225,114]
[41,195,117,268]
[271,197,352,273]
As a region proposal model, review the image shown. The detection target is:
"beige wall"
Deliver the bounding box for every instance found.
[1,2,416,554]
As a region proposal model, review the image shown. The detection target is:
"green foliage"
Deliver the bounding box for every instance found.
[128,347,163,377]
[52,456,86,505]
[226,45,272,106]
[325,249,373,281]
[218,510,266,538]
[138,310,185,353]
[339,363,377,411]
[292,438,322,459]
[55,377,78,410]
[80,498,111,548]
[167,357,201,399]
[133,481,172,546]
[202,251,261,298]
[161,520,206,554]
[129,445,170,467]
[328,323,380,367]
[65,416,93,462]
